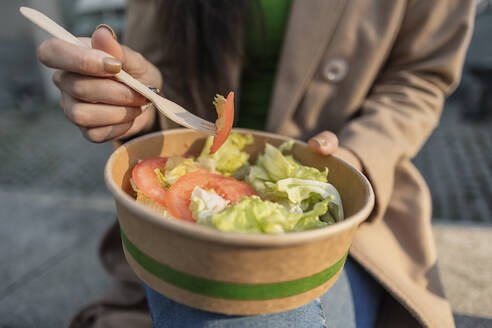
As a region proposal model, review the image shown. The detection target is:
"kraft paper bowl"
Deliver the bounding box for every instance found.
[104,128,374,315]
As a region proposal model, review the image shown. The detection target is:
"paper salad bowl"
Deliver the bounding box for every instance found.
[104,128,374,315]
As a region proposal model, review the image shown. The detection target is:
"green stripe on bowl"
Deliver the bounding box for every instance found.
[121,229,347,300]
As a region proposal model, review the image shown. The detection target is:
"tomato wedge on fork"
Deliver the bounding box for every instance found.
[210,91,234,155]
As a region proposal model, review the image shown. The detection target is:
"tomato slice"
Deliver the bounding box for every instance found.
[132,157,168,207]
[210,91,234,155]
[165,171,256,222]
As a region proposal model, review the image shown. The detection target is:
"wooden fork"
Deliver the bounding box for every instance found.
[20,6,217,136]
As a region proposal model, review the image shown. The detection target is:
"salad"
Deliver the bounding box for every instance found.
[130,95,344,234]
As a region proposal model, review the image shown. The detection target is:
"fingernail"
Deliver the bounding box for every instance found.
[96,24,117,40]
[103,57,122,74]
[313,138,332,152]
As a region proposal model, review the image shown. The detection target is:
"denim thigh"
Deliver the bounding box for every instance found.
[143,257,383,328]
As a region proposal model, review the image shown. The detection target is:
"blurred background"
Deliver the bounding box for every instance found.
[0,0,491,327]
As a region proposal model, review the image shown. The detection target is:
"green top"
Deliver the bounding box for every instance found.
[237,0,292,130]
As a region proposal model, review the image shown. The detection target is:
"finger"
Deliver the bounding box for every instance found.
[37,38,121,76]
[60,92,142,128]
[91,25,124,60]
[54,71,148,107]
[80,123,132,143]
[87,30,155,84]
[117,106,156,140]
[117,45,157,84]
[308,131,339,155]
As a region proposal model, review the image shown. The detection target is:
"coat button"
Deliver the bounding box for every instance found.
[322,57,348,82]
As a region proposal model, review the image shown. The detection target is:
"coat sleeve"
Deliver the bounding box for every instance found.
[338,0,475,221]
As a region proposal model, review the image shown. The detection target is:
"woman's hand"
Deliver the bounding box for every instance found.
[37,25,163,143]
[308,131,362,172]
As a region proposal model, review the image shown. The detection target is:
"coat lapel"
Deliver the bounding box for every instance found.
[266,0,347,133]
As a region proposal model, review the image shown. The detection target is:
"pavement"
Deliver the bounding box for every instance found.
[413,102,492,223]
[0,189,114,328]
[434,222,492,327]
[0,99,491,327]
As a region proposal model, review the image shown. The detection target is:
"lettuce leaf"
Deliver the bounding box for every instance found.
[250,141,328,184]
[275,178,341,204]
[293,199,330,231]
[135,191,168,216]
[203,196,332,234]
[213,94,227,131]
[198,132,253,176]
[245,165,270,196]
[244,140,344,224]
[208,196,300,234]
[155,155,200,188]
[130,179,168,216]
[293,215,329,231]
[270,178,344,221]
[260,143,297,181]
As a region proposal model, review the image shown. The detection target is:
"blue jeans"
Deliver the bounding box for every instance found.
[143,257,384,328]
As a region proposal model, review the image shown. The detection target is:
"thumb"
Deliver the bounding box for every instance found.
[91,24,124,61]
[308,131,339,155]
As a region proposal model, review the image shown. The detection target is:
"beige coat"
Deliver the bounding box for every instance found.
[116,0,475,327]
